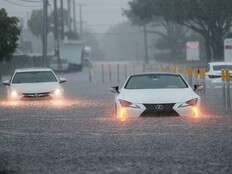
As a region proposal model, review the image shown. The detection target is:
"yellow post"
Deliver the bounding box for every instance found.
[186,68,193,86]
[173,65,177,73]
[225,69,230,82]
[193,69,199,79]
[160,65,164,72]
[186,68,193,78]
[200,69,206,80]
[221,69,226,81]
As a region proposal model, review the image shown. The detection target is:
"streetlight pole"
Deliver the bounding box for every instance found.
[73,0,77,33]
[67,0,72,33]
[79,4,84,39]
[54,0,61,69]
[143,24,149,64]
[42,0,48,67]
[60,0,64,40]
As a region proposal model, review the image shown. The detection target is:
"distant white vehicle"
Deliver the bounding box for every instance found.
[50,40,87,72]
[2,68,66,100]
[111,73,202,118]
[206,62,232,84]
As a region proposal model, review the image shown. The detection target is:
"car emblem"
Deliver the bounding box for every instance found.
[155,105,164,111]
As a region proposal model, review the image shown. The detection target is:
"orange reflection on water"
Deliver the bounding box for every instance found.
[192,106,200,118]
[0,98,99,109]
[118,108,127,122]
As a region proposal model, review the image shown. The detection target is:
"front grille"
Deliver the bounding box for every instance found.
[22,92,50,98]
[141,103,179,117]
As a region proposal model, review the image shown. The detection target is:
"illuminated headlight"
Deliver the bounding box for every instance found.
[54,89,62,96]
[119,99,140,109]
[10,90,19,99]
[179,98,198,108]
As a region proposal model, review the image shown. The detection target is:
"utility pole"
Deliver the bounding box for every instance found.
[54,0,61,68]
[42,0,48,67]
[143,24,149,64]
[73,0,77,33]
[67,0,72,33]
[60,0,64,40]
[79,4,84,39]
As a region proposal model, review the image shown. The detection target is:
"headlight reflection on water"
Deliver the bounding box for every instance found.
[118,108,126,122]
[192,106,200,118]
[0,98,98,109]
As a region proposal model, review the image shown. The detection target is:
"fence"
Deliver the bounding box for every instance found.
[87,63,207,86]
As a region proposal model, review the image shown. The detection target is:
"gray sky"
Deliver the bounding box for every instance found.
[0,0,130,33]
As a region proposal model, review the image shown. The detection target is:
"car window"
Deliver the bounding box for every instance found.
[125,74,188,89]
[12,71,57,84]
[213,65,232,71]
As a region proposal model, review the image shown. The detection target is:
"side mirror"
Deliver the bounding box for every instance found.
[59,77,67,84]
[2,80,10,86]
[194,84,204,91]
[111,86,120,94]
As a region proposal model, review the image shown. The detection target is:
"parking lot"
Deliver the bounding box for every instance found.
[0,70,232,174]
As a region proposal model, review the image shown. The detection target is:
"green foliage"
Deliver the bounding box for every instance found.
[27,10,43,38]
[127,0,232,61]
[0,8,20,62]
[27,8,75,39]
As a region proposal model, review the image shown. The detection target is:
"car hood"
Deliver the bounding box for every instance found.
[10,82,60,94]
[119,88,198,104]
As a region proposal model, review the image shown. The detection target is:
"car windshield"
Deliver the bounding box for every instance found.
[125,74,188,89]
[12,71,57,84]
[213,65,232,71]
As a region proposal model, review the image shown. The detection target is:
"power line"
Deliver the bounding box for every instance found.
[18,0,41,3]
[87,32,142,35]
[4,0,41,8]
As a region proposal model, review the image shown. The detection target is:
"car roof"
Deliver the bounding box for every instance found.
[130,72,181,76]
[14,68,54,73]
[209,62,232,66]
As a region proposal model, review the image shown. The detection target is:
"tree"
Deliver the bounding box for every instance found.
[27,10,43,38]
[0,9,20,79]
[100,22,145,61]
[126,0,232,62]
[125,1,189,61]
[28,9,76,39]
[154,24,187,60]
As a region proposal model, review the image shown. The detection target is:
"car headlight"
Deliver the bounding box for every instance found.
[54,89,62,96]
[10,90,19,98]
[179,98,198,108]
[119,99,140,108]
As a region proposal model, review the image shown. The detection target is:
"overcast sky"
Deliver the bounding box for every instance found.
[0,0,130,33]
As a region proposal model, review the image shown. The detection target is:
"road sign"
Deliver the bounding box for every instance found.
[186,41,200,61]
[224,38,232,62]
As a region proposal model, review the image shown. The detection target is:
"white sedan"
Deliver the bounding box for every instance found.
[2,68,66,100]
[111,73,202,118]
[206,62,232,86]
